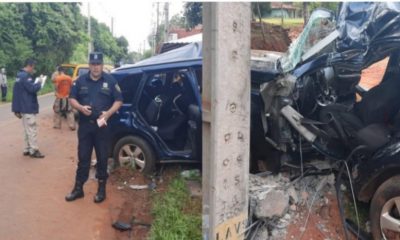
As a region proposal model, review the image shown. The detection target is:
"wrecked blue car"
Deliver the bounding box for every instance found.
[108,42,279,174]
[259,2,400,239]
[109,2,400,239]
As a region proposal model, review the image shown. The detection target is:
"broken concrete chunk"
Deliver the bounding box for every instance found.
[287,186,299,204]
[254,189,289,219]
[253,225,269,240]
[301,191,309,202]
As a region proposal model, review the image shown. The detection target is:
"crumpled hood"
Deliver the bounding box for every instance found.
[337,2,400,67]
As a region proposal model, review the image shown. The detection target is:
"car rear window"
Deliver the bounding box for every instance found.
[78,68,89,76]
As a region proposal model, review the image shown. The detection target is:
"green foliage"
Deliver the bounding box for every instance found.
[90,17,127,63]
[184,2,202,29]
[0,2,128,76]
[70,35,89,64]
[170,13,186,29]
[124,51,142,64]
[309,2,340,13]
[148,23,166,49]
[0,4,33,74]
[21,3,85,74]
[149,177,202,240]
[142,49,153,60]
[251,2,271,19]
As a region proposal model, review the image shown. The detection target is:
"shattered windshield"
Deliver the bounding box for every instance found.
[280,9,336,73]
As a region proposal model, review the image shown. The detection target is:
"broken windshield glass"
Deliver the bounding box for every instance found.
[280,9,336,73]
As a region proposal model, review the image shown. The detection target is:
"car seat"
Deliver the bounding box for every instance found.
[320,78,400,153]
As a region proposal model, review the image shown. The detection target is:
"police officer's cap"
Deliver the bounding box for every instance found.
[89,52,103,65]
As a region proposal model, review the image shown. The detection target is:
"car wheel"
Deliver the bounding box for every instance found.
[113,136,156,175]
[370,175,400,240]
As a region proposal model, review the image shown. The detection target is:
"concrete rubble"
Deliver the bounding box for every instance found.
[247,172,336,240]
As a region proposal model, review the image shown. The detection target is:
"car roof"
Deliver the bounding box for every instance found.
[112,43,202,76]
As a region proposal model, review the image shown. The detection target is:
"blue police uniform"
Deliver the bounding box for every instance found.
[69,72,123,184]
[12,69,41,114]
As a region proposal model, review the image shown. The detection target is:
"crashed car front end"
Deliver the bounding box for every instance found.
[258,3,400,239]
[260,2,400,160]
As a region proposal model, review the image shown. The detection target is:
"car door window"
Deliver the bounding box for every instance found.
[119,73,143,104]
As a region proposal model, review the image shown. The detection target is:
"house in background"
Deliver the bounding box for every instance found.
[158,25,203,53]
[267,2,301,18]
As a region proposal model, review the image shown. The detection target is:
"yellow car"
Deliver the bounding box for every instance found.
[60,64,113,80]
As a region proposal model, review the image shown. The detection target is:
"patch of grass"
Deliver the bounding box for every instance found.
[38,77,55,95]
[149,176,202,240]
[263,18,304,28]
[344,193,370,232]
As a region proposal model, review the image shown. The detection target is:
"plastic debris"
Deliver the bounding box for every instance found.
[129,184,148,190]
[180,169,201,179]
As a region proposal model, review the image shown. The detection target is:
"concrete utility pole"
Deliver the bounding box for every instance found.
[202,3,251,240]
[87,2,91,56]
[164,2,169,42]
[156,3,160,40]
[111,17,114,36]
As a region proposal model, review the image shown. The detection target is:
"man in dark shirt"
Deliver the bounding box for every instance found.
[65,52,123,203]
[11,59,45,158]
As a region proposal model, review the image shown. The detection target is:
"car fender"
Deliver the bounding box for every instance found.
[356,141,400,202]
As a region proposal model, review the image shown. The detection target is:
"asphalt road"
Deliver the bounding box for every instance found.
[0,93,55,124]
[0,92,124,240]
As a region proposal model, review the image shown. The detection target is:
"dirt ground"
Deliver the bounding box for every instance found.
[251,21,292,52]
[0,104,177,240]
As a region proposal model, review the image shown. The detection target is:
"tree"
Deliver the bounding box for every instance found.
[21,3,85,73]
[309,2,339,13]
[148,23,166,50]
[0,3,129,74]
[183,2,202,29]
[251,2,271,21]
[169,13,186,29]
[124,51,142,64]
[303,2,309,25]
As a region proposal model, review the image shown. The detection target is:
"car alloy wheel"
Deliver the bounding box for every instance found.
[118,143,146,171]
[380,197,400,239]
[113,136,156,175]
[370,175,400,240]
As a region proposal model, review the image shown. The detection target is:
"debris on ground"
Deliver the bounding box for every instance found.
[181,169,201,180]
[112,221,132,232]
[108,166,181,240]
[129,184,149,190]
[247,172,346,240]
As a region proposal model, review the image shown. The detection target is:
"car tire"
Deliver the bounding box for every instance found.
[112,136,156,175]
[370,175,400,240]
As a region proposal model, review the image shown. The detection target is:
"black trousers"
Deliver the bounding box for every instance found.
[76,121,110,183]
[1,85,7,101]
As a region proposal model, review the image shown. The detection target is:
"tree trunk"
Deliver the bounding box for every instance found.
[257,3,266,44]
[303,2,308,26]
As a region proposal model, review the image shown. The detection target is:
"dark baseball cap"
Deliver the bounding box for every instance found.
[89,52,103,64]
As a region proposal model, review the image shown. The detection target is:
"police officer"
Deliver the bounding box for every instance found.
[66,52,122,203]
[11,59,45,158]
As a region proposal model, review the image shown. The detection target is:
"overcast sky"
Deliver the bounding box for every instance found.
[80,1,184,53]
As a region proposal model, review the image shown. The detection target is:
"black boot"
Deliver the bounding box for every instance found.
[94,180,106,203]
[65,181,84,202]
